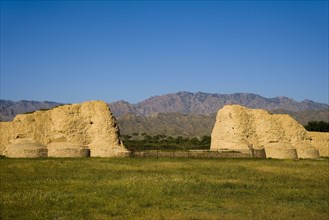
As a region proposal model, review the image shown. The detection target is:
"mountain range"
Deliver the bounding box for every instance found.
[0,100,63,122]
[1,92,328,137]
[109,91,328,117]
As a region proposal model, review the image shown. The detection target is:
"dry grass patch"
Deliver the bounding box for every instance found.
[1,157,328,219]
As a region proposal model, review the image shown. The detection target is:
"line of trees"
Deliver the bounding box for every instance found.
[304,121,329,132]
[121,134,211,151]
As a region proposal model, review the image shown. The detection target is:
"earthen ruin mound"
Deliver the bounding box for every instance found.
[0,101,129,157]
[211,105,328,159]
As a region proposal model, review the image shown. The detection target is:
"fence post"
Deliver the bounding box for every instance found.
[248,144,254,158]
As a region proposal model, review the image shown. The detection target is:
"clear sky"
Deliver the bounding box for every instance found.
[1,0,328,104]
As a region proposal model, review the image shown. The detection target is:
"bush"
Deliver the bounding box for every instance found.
[304,121,329,132]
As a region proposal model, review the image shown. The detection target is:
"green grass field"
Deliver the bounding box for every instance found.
[1,157,328,219]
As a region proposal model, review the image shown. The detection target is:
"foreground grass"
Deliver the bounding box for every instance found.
[1,157,328,219]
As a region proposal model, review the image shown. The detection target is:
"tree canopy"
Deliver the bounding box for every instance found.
[304,121,329,132]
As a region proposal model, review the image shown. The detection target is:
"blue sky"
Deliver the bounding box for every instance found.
[1,0,328,104]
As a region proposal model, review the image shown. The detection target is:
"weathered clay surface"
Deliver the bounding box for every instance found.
[4,138,48,158]
[47,142,90,158]
[308,132,329,157]
[211,105,328,158]
[0,101,129,157]
[264,143,298,159]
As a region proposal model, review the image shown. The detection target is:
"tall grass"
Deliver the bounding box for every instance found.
[1,157,328,219]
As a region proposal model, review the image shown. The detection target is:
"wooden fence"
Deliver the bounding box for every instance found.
[130,149,266,159]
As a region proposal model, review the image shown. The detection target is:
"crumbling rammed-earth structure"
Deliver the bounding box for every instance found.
[0,101,129,158]
[1,101,327,159]
[211,105,328,159]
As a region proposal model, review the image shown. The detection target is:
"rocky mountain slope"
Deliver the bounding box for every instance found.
[117,112,216,137]
[270,109,329,125]
[0,100,62,121]
[110,91,328,117]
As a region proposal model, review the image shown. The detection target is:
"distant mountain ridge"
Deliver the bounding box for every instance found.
[0,100,62,122]
[109,91,328,117]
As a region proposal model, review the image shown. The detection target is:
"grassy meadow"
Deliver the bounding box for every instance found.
[1,157,328,220]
